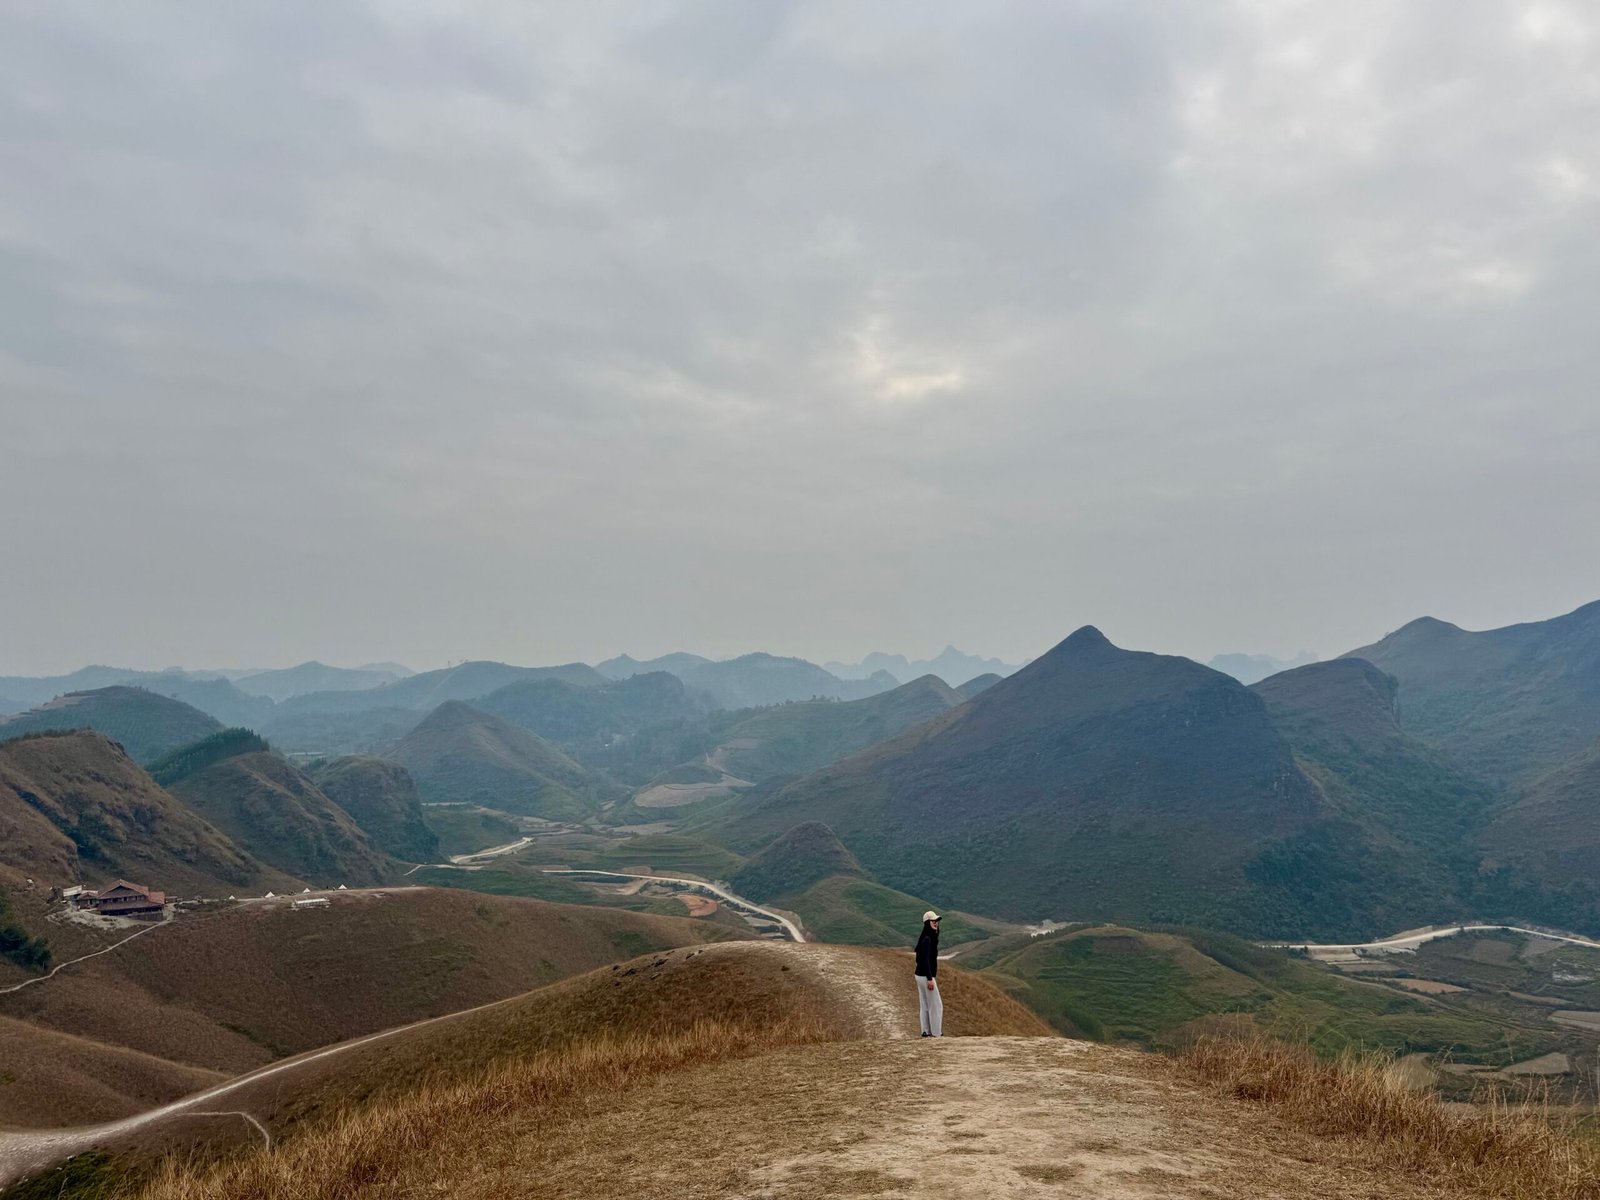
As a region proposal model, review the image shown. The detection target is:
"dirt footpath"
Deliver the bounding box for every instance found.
[441,1035,1457,1200]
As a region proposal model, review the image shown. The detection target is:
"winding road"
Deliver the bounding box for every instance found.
[539,868,806,941]
[1277,923,1600,955]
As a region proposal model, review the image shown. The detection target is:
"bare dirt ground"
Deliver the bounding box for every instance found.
[427,1038,1461,1200]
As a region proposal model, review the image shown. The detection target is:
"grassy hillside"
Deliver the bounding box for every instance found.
[420,805,522,856]
[0,882,51,973]
[728,821,862,900]
[1250,659,1495,934]
[0,889,740,1127]
[311,757,440,863]
[778,875,987,947]
[0,687,223,765]
[1345,599,1600,785]
[972,925,1550,1063]
[713,627,1334,938]
[387,701,621,819]
[699,675,962,782]
[169,752,393,887]
[1474,741,1600,933]
[112,942,1047,1199]
[0,1013,226,1127]
[146,727,269,787]
[0,731,287,895]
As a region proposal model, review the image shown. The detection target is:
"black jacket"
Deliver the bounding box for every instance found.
[914,926,939,978]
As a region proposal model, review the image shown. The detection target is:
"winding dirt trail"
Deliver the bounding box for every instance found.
[0,912,172,997]
[0,940,894,1188]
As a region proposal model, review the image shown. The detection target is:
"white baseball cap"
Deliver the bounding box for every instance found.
[922,910,940,922]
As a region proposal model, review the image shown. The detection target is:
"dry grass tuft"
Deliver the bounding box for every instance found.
[1182,1034,1600,1200]
[139,1013,834,1200]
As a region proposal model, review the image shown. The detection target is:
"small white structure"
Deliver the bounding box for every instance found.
[293,897,330,909]
[263,891,276,899]
[337,884,348,890]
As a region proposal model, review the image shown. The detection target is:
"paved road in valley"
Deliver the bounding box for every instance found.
[1277,923,1600,954]
[540,868,806,942]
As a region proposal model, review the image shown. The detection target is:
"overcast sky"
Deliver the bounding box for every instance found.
[3,1,1597,676]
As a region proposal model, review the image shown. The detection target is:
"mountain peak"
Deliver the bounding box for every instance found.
[1058,625,1113,651]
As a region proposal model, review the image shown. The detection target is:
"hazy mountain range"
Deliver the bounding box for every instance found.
[2,601,1598,941]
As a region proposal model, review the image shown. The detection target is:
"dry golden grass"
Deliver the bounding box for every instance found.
[125,942,1050,1199]
[138,1014,836,1199]
[0,1013,225,1126]
[0,888,739,1121]
[1182,1034,1600,1200]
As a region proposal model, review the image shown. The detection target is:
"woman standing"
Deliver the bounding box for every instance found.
[914,910,942,1037]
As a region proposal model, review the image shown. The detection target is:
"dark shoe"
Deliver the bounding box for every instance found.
[921,1032,931,1037]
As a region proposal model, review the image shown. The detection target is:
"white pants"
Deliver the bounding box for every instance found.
[915,976,943,1036]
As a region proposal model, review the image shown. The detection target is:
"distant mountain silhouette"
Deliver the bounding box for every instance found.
[825,646,1020,687]
[233,662,407,703]
[474,672,712,746]
[676,654,898,709]
[274,661,608,717]
[594,652,711,681]
[1344,599,1600,785]
[956,673,1002,699]
[1208,651,1318,685]
[694,675,964,782]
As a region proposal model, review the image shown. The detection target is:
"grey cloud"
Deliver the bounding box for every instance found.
[1,0,1596,674]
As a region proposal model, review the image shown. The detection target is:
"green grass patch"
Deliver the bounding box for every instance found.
[777,875,984,948]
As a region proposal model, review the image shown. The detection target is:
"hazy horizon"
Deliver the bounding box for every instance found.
[4,2,1596,676]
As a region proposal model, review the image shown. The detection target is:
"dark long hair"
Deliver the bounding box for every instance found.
[920,918,940,943]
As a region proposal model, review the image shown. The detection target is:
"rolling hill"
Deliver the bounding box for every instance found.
[726,821,988,947]
[712,627,1334,937]
[1477,739,1600,931]
[310,757,440,863]
[387,702,622,818]
[0,687,223,765]
[0,731,285,895]
[0,890,742,1128]
[167,752,393,887]
[8,939,1048,1193]
[1344,598,1600,785]
[965,924,1538,1060]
